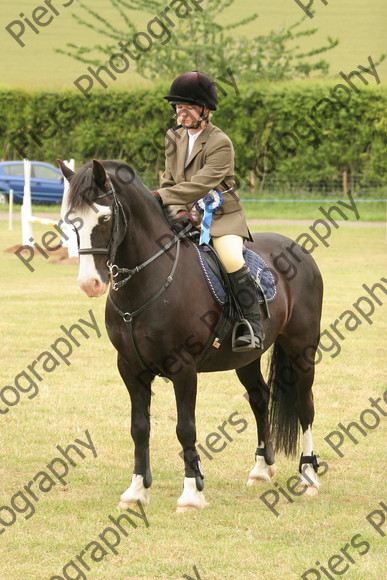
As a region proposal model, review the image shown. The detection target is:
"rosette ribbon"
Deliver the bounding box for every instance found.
[195,189,223,245]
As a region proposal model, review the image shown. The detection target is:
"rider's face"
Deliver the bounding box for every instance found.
[175,104,203,129]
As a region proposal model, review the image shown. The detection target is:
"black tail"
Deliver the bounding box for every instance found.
[267,340,299,456]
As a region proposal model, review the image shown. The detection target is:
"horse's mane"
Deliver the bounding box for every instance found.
[68,162,96,210]
[68,160,164,218]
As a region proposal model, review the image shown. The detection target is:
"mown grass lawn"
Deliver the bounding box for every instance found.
[2,191,386,224]
[0,210,385,579]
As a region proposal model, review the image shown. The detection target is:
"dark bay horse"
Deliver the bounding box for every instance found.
[58,159,323,512]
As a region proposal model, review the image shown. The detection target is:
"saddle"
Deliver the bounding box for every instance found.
[184,231,277,368]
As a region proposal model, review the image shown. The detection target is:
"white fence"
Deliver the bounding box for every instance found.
[21,159,78,258]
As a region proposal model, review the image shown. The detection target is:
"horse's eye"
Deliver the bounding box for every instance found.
[101,215,111,223]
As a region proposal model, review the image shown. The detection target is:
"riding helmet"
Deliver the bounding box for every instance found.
[164,71,217,111]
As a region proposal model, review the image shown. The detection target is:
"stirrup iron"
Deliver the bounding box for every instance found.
[231,318,263,352]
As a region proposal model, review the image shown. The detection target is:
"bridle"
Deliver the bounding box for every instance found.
[76,172,191,292]
[75,169,191,374]
[77,174,127,267]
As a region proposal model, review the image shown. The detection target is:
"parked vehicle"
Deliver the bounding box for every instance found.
[0,161,64,204]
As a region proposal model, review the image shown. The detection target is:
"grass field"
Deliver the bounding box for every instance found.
[3,194,386,222]
[1,0,386,90]
[1,1,385,577]
[1,209,385,579]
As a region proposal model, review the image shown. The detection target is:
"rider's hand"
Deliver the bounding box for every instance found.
[152,190,163,205]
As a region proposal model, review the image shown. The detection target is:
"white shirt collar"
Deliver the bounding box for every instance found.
[185,129,203,166]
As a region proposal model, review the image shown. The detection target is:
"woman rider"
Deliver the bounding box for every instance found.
[154,71,263,351]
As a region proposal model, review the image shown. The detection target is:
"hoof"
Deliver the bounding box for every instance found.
[118,498,138,509]
[298,465,320,497]
[298,483,319,497]
[247,473,272,486]
[247,457,276,486]
[175,505,203,514]
[304,485,319,497]
[120,474,150,508]
[297,464,320,497]
[177,477,208,511]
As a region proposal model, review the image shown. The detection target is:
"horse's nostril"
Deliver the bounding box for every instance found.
[78,277,107,297]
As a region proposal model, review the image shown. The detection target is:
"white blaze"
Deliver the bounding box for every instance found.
[76,203,112,297]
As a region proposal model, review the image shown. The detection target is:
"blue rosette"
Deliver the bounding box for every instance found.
[195,189,223,245]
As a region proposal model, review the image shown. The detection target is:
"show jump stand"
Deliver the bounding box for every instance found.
[21,158,78,258]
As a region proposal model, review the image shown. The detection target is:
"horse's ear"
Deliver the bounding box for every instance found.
[92,159,107,187]
[57,159,75,182]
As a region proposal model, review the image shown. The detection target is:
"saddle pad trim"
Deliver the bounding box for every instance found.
[194,245,226,305]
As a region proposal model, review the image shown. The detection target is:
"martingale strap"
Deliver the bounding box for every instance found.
[109,223,191,291]
[77,171,192,373]
[108,234,183,373]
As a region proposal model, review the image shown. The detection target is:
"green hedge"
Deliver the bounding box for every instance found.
[1,82,386,192]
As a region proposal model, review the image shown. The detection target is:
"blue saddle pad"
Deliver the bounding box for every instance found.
[195,245,277,306]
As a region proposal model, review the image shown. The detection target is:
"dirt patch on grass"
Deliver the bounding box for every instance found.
[5,244,79,266]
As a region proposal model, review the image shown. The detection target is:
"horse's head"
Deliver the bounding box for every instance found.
[58,159,130,298]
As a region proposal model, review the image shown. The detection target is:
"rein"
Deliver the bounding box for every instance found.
[106,222,191,375]
[109,227,187,291]
[77,172,192,374]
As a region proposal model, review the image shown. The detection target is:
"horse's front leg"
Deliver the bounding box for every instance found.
[117,354,153,508]
[173,365,208,513]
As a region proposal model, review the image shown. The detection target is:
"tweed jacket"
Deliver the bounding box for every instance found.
[158,122,251,239]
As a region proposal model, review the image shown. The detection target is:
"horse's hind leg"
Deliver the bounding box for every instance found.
[294,362,320,496]
[236,359,276,485]
[117,354,153,508]
[278,336,320,496]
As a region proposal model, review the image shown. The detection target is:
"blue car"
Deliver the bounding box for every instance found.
[0,161,64,204]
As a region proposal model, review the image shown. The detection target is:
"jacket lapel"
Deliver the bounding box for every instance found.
[176,130,188,176]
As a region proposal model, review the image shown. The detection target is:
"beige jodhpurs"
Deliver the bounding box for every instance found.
[212,235,245,273]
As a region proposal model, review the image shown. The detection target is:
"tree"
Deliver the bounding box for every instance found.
[57,0,339,81]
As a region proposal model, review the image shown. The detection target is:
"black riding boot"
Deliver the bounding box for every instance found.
[228,265,264,352]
